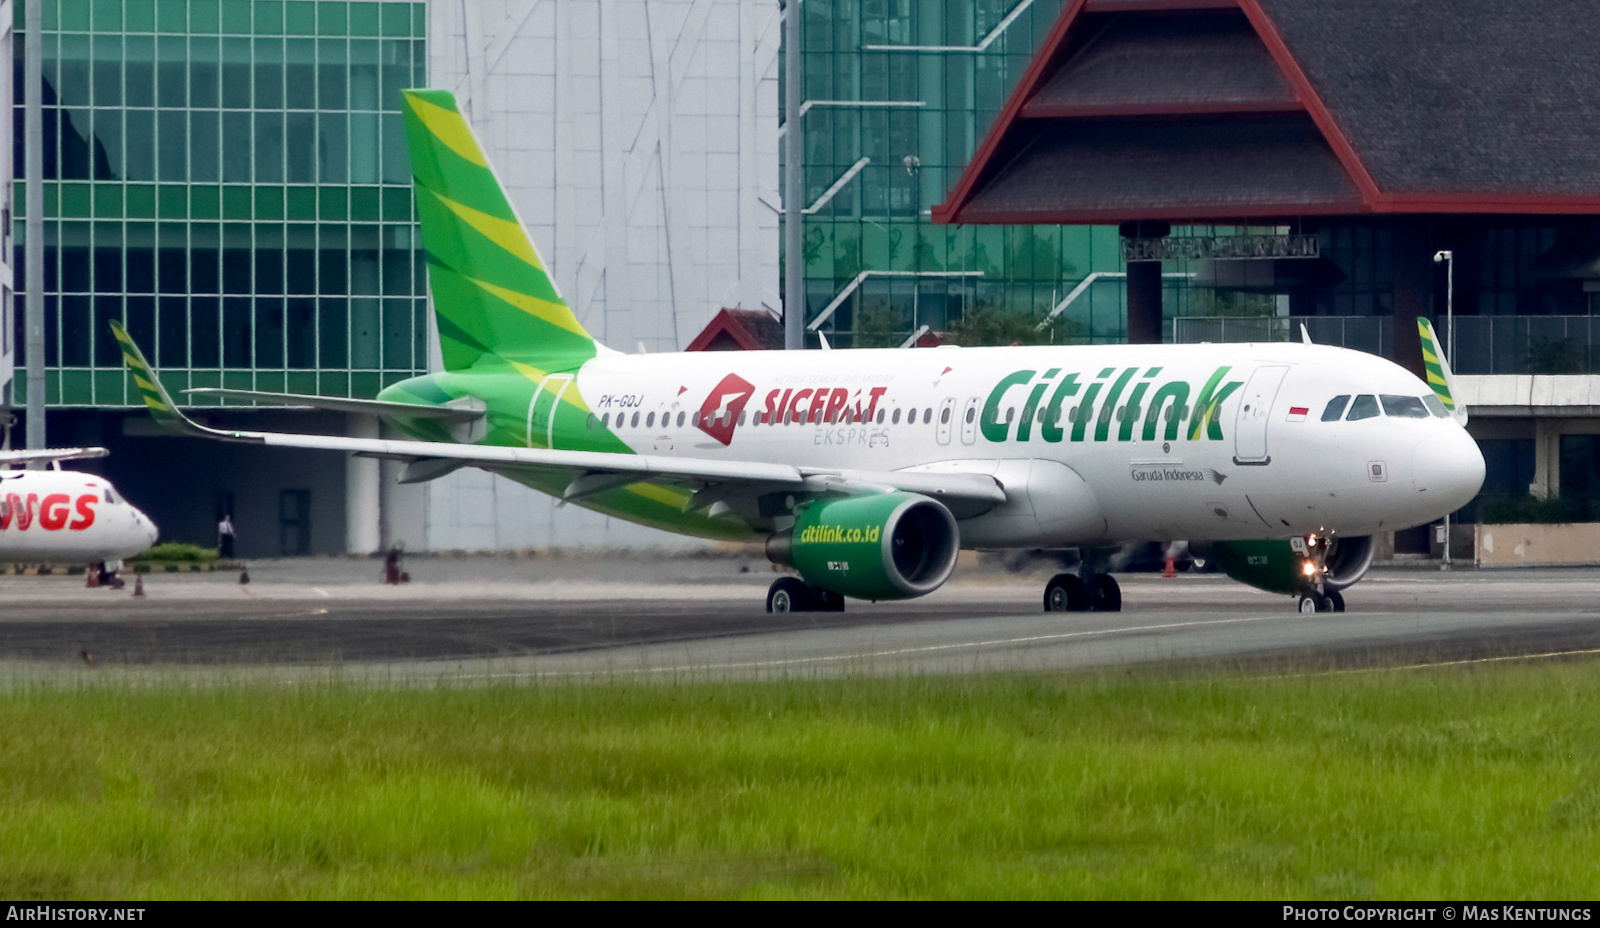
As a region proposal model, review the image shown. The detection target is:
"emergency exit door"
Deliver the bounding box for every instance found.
[1233,364,1288,465]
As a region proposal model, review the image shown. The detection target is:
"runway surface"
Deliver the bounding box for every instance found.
[1,555,1597,681]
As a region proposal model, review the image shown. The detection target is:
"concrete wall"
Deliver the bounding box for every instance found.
[1475,522,1600,567]
[51,411,351,559]
[423,0,781,550]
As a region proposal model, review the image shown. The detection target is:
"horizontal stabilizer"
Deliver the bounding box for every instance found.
[183,388,485,422]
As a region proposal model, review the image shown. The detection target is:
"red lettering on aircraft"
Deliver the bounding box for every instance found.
[0,493,101,531]
[70,495,97,530]
[697,373,756,446]
[39,494,71,531]
[2,493,36,530]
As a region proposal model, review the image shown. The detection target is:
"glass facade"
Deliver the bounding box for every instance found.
[13,0,426,407]
[792,0,1133,348]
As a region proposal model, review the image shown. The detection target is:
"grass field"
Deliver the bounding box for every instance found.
[1,661,1598,899]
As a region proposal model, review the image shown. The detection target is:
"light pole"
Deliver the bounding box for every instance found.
[1433,249,1454,568]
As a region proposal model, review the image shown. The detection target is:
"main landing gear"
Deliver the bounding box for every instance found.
[1043,572,1120,613]
[766,577,845,613]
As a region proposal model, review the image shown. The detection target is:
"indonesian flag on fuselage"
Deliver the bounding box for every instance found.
[1286,405,1309,422]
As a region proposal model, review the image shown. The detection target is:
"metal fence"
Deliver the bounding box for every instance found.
[1174,314,1600,374]
[1448,316,1600,375]
[1172,316,1393,360]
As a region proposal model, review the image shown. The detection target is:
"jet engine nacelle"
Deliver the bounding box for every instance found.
[1193,535,1375,596]
[766,492,960,601]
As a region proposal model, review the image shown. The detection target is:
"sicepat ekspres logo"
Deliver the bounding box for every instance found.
[698,373,755,446]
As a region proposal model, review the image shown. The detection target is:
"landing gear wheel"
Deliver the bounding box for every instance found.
[1088,574,1122,612]
[1297,592,1329,614]
[1044,573,1089,612]
[767,577,813,613]
[1327,590,1345,612]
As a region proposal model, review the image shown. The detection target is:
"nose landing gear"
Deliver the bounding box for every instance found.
[1293,535,1346,614]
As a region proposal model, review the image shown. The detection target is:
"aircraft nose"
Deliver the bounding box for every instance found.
[1412,428,1486,514]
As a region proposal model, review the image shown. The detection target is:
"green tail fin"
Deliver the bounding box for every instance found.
[1418,317,1468,425]
[401,89,602,373]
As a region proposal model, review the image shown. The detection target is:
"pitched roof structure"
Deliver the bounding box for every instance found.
[684,308,787,352]
[934,0,1600,225]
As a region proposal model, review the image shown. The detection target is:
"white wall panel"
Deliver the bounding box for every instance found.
[424,0,779,550]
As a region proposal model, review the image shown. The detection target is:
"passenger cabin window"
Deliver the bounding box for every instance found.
[1422,394,1449,418]
[1346,394,1380,421]
[678,411,686,427]
[892,409,902,424]
[1381,395,1431,419]
[1322,395,1350,421]
[942,408,953,424]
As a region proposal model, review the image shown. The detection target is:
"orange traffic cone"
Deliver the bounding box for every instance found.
[133,574,145,597]
[1163,554,1177,578]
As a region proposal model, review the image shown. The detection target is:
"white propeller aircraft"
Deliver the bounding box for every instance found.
[0,448,158,565]
[111,89,1485,615]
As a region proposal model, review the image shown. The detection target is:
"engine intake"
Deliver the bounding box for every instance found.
[767,493,959,601]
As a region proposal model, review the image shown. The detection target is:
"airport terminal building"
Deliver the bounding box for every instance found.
[2,0,1598,557]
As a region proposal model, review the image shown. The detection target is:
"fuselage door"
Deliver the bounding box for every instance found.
[959,396,980,445]
[526,373,574,449]
[1233,364,1289,465]
[935,397,958,446]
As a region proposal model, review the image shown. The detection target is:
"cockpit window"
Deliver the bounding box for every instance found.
[104,489,118,504]
[1422,394,1449,418]
[1346,394,1381,421]
[1381,394,1431,419]
[1321,395,1351,421]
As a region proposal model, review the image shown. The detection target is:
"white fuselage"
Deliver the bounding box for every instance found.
[574,341,1484,546]
[0,470,158,563]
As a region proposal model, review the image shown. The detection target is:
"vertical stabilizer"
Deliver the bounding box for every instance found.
[401,89,604,372]
[1418,318,1468,425]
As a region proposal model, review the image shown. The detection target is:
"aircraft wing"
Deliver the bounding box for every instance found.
[183,388,486,422]
[111,322,1005,507]
[0,447,110,465]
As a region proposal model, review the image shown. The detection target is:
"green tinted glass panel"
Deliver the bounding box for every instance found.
[190,185,221,218]
[285,187,316,220]
[382,3,410,35]
[349,2,379,36]
[285,2,316,35]
[157,185,185,218]
[61,184,91,217]
[413,4,425,34]
[222,185,252,219]
[350,186,380,221]
[256,186,284,220]
[157,0,186,32]
[93,0,121,30]
[255,0,283,34]
[61,1,90,30]
[191,0,220,33]
[126,0,156,32]
[319,2,348,35]
[126,185,156,218]
[220,0,251,34]
[94,184,123,218]
[381,187,411,222]
[319,187,346,220]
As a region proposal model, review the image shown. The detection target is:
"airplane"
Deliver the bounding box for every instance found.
[0,448,159,566]
[110,88,1485,616]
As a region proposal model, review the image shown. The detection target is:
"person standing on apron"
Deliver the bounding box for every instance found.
[218,514,236,559]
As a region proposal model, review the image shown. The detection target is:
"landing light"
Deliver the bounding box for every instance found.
[1302,562,1317,577]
